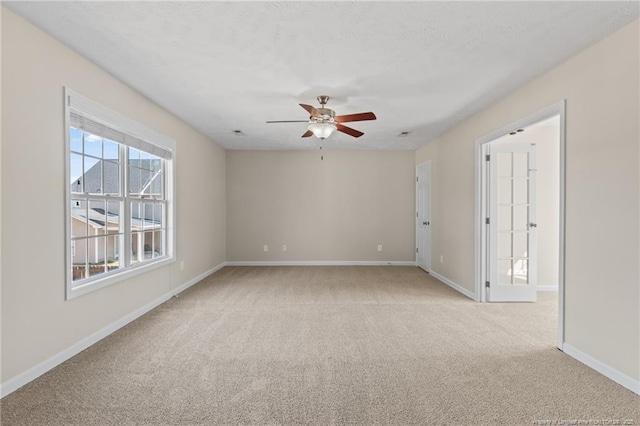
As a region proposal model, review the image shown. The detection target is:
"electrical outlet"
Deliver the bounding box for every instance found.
[377,244,383,252]
[440,255,444,263]
[263,245,268,252]
[282,244,287,252]
[180,261,184,271]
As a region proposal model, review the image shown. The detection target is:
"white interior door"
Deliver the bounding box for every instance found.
[416,162,431,272]
[488,143,537,302]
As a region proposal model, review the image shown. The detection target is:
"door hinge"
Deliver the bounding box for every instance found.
[416,247,419,253]
[485,154,490,161]
[416,176,419,182]
[485,281,490,288]
[416,212,419,218]
[485,217,490,225]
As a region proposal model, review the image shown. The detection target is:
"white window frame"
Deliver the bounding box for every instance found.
[65,88,176,300]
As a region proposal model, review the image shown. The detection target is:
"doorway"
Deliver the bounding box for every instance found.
[416,161,431,272]
[475,101,566,349]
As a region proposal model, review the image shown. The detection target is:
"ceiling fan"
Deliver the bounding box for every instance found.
[266,96,377,139]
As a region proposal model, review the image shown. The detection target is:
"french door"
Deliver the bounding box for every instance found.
[488,142,537,302]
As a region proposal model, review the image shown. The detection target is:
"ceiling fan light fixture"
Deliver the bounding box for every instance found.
[308,122,336,139]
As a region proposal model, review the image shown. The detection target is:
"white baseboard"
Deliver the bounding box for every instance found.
[429,271,477,301]
[225,261,416,266]
[0,262,225,398]
[537,285,559,292]
[562,343,639,395]
[173,262,226,294]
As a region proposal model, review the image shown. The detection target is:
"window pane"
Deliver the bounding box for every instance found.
[151,158,162,173]
[143,203,154,229]
[154,204,164,227]
[498,260,512,285]
[71,199,88,237]
[70,153,84,193]
[70,127,83,153]
[129,147,140,163]
[513,205,528,231]
[72,238,86,282]
[140,150,151,163]
[513,259,528,284]
[88,237,107,277]
[513,153,528,178]
[498,178,511,204]
[140,169,151,195]
[107,201,120,234]
[103,161,119,195]
[498,232,512,259]
[107,235,120,272]
[129,167,140,195]
[143,231,154,260]
[84,157,102,194]
[131,201,142,231]
[155,230,165,258]
[498,205,511,232]
[513,232,529,260]
[497,153,511,177]
[131,232,140,265]
[84,132,102,158]
[150,171,163,196]
[513,179,528,205]
[89,200,106,233]
[103,139,119,161]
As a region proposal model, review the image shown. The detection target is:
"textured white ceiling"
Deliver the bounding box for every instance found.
[5,2,638,150]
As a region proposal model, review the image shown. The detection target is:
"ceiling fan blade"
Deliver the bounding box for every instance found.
[335,112,377,123]
[299,104,321,118]
[301,130,313,138]
[266,120,309,123]
[337,124,364,138]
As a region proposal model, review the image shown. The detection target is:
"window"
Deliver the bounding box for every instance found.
[66,89,175,299]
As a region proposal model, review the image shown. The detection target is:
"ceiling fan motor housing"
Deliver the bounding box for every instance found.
[315,108,335,121]
[313,96,335,122]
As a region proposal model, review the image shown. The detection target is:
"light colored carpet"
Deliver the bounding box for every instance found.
[1,266,638,425]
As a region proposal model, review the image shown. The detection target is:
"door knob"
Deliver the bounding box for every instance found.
[423,221,429,226]
[529,223,537,228]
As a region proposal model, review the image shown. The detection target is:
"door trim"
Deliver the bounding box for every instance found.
[416,161,431,272]
[474,100,566,350]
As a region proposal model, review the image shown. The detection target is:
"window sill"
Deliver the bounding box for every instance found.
[66,256,175,300]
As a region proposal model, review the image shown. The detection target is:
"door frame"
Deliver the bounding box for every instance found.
[474,100,566,350]
[416,161,431,272]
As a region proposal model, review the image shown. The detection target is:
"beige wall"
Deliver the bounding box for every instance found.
[416,20,639,379]
[1,8,226,382]
[227,150,415,262]
[492,122,560,288]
